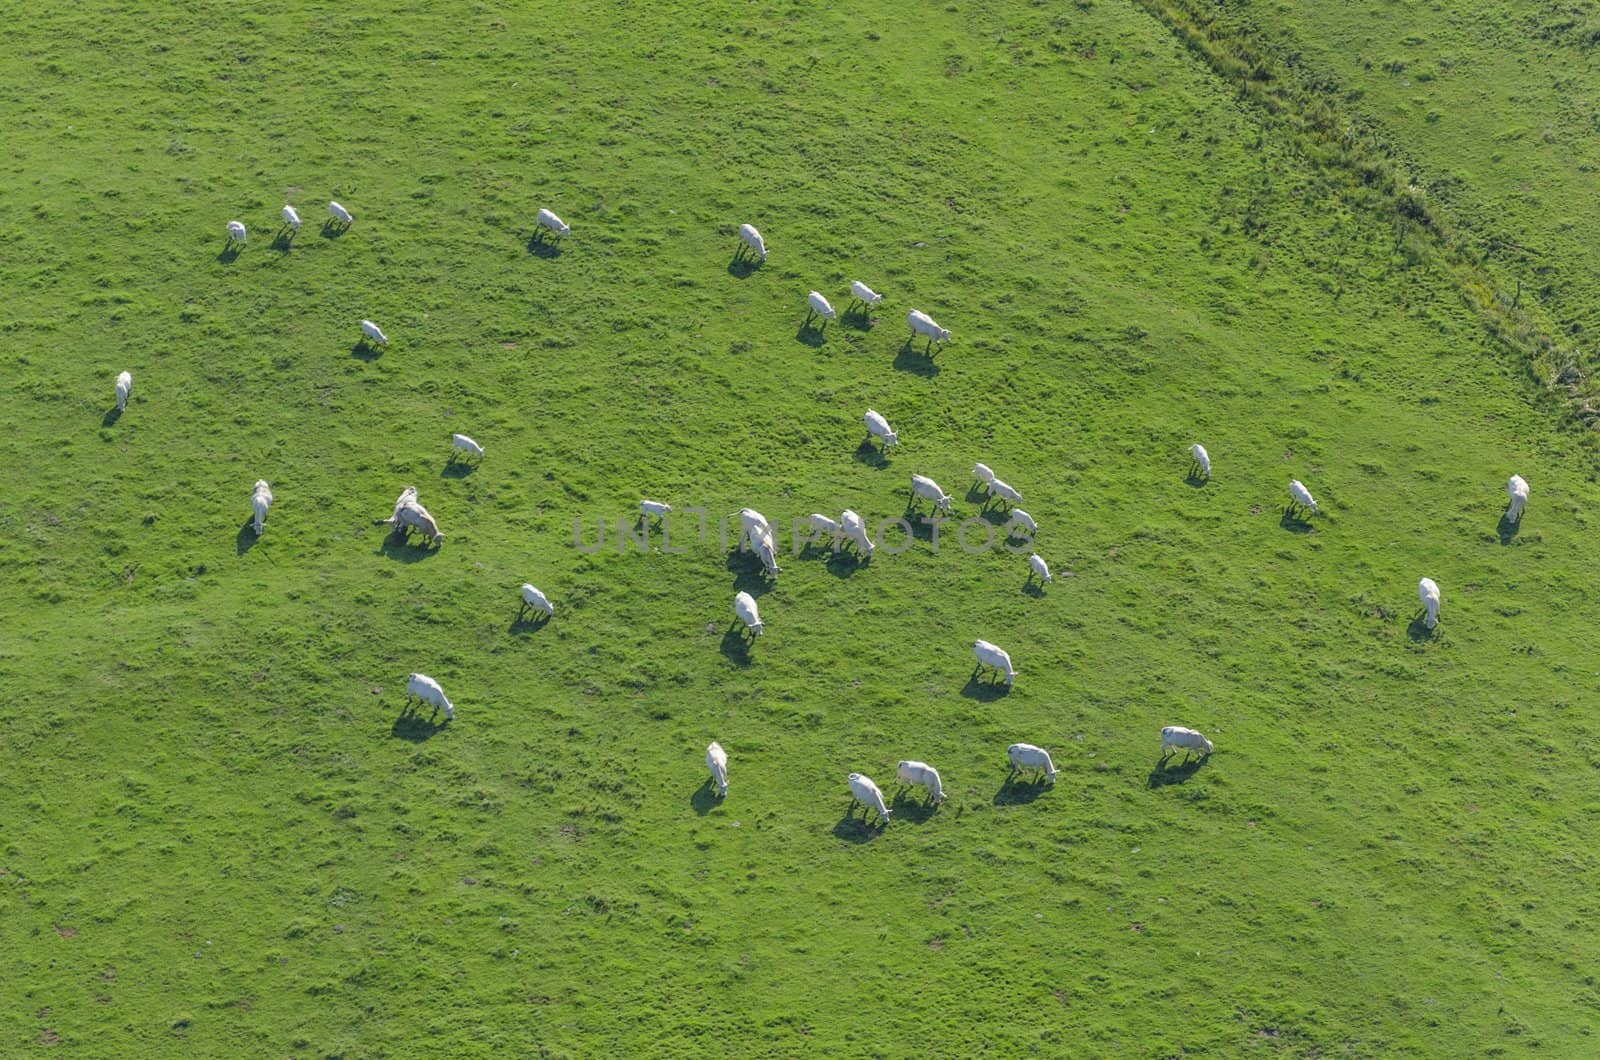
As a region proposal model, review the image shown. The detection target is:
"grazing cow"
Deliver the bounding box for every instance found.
[393,501,444,546]
[805,290,836,328]
[281,204,301,232]
[114,370,132,412]
[360,319,388,347]
[1028,553,1051,585]
[864,409,898,450]
[988,478,1022,509]
[1007,743,1056,783]
[519,583,553,620]
[1161,726,1212,760]
[1008,509,1038,537]
[450,433,484,463]
[251,480,273,536]
[909,473,953,514]
[840,509,874,557]
[847,772,891,823]
[907,309,950,352]
[735,223,766,262]
[1506,474,1529,522]
[973,462,997,492]
[1190,443,1211,479]
[328,201,354,227]
[1288,479,1318,517]
[848,281,882,315]
[706,742,728,797]
[1418,577,1440,630]
[973,639,1016,685]
[225,220,247,247]
[405,672,454,721]
[734,590,763,638]
[896,760,943,805]
[534,207,570,240]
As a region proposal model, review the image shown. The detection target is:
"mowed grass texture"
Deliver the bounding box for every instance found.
[3,1,1599,1055]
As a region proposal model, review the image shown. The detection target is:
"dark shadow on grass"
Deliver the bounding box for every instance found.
[320,221,348,239]
[379,532,439,563]
[690,781,723,816]
[825,549,867,577]
[391,705,447,742]
[960,671,1013,702]
[1279,508,1315,533]
[216,245,241,264]
[1022,580,1046,599]
[727,255,760,279]
[794,323,826,348]
[271,231,295,252]
[1497,512,1522,545]
[889,791,939,823]
[527,235,562,259]
[351,340,382,362]
[441,459,476,479]
[1185,471,1209,488]
[832,811,886,843]
[719,626,754,667]
[964,483,990,504]
[1147,754,1208,789]
[102,407,123,427]
[236,520,259,556]
[1407,614,1438,642]
[853,439,890,468]
[993,773,1051,805]
[842,308,875,332]
[724,550,776,594]
[892,343,940,377]
[509,610,551,635]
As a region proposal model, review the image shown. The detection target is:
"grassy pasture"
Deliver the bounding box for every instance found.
[2,1,1599,1055]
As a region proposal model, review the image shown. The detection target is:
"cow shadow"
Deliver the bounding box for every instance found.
[1279,508,1315,533]
[892,344,940,377]
[825,549,867,577]
[853,440,890,468]
[320,221,348,239]
[527,235,562,259]
[690,781,723,816]
[719,626,754,667]
[724,550,776,593]
[727,255,760,279]
[832,812,886,843]
[102,407,123,427]
[216,245,241,264]
[1407,614,1438,642]
[1185,471,1208,488]
[794,323,827,348]
[271,231,296,252]
[235,519,259,556]
[509,610,551,634]
[993,773,1051,805]
[378,533,439,563]
[1021,580,1046,598]
[352,340,382,362]
[441,460,476,479]
[1497,512,1522,545]
[391,704,447,741]
[961,673,1013,701]
[889,791,939,823]
[1147,754,1207,789]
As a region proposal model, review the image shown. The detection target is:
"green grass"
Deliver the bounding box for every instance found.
[3,1,1600,1055]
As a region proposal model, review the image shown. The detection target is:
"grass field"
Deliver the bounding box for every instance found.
[4,1,1600,1055]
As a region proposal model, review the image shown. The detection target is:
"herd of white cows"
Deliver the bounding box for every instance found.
[103,204,1535,830]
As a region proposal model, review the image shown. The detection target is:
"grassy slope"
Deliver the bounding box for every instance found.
[2,0,1598,1055]
[1209,0,1600,357]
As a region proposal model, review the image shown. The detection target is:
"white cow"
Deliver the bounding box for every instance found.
[328,201,353,227]
[1288,479,1318,516]
[706,742,728,797]
[1161,726,1213,760]
[393,502,444,545]
[534,207,570,240]
[225,220,247,246]
[1007,743,1056,783]
[360,319,388,347]
[1028,553,1052,585]
[281,204,301,231]
[896,760,943,805]
[114,371,132,412]
[519,583,554,619]
[973,462,997,492]
[736,507,770,549]
[450,434,484,463]
[751,526,781,578]
[808,513,842,537]
[909,473,953,513]
[864,409,898,450]
[641,499,671,523]
[848,281,882,313]
[840,509,874,557]
[734,590,762,638]
[1418,577,1440,629]
[1506,474,1529,522]
[405,672,454,721]
[988,478,1022,509]
[390,486,419,524]
[805,291,836,327]
[251,480,273,536]
[907,309,950,351]
[846,772,891,823]
[1190,443,1211,479]
[1008,509,1038,536]
[736,223,766,262]
[973,639,1016,685]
